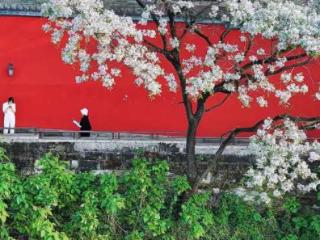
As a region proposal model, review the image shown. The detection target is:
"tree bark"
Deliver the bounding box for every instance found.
[185,100,205,183]
[186,119,199,182]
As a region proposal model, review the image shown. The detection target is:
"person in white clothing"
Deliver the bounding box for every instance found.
[2,97,16,134]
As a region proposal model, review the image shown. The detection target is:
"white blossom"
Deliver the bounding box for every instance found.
[275,58,287,68]
[256,48,266,56]
[185,44,196,53]
[110,68,121,77]
[170,37,180,49]
[256,96,268,107]
[158,18,168,35]
[309,151,320,162]
[234,53,245,63]
[164,73,178,92]
[281,72,292,84]
[275,90,292,104]
[240,35,247,42]
[294,73,304,83]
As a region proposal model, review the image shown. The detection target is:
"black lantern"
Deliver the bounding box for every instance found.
[7,64,14,77]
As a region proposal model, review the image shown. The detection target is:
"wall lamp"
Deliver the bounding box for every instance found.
[7,63,14,77]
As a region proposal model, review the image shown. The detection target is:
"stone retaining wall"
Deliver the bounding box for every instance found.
[0,139,253,187]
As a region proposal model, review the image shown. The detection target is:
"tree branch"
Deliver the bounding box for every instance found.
[205,94,231,112]
[243,35,253,58]
[144,39,166,55]
[136,0,168,50]
[265,57,312,76]
[241,52,308,71]
[192,114,320,193]
[135,0,160,26]
[180,3,215,40]
[194,29,213,46]
[220,28,232,42]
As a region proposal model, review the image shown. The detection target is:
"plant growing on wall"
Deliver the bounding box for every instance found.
[41,0,320,193]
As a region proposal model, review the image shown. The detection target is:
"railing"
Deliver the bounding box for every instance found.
[0,127,251,145]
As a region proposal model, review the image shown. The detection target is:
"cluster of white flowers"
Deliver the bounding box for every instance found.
[42,0,164,96]
[249,55,258,62]
[185,43,196,53]
[170,37,180,49]
[42,0,320,105]
[238,59,308,106]
[236,118,320,204]
[158,18,168,35]
[233,53,245,63]
[171,1,194,14]
[186,65,223,98]
[238,86,251,107]
[164,73,178,92]
[78,49,91,72]
[182,56,203,75]
[256,48,265,56]
[256,96,268,107]
[223,0,320,54]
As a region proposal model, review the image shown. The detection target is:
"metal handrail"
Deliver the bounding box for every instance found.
[1,127,317,144]
[0,127,251,142]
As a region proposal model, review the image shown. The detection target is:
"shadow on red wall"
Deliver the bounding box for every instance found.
[0,16,319,137]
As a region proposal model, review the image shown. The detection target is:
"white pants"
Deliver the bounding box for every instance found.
[4,114,15,134]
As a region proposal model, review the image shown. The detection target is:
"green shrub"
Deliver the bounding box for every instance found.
[0,150,213,239]
[0,148,319,239]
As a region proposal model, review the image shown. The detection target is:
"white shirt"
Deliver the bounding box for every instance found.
[3,102,16,117]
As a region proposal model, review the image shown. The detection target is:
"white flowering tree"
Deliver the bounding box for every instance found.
[42,0,320,193]
[235,116,320,204]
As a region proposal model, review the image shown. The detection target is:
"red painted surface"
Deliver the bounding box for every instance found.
[0,16,319,137]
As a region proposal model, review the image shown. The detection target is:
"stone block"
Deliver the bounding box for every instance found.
[78,160,98,171]
[70,160,79,170]
[100,158,122,170]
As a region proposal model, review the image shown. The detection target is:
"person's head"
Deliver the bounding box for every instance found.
[8,97,14,104]
[80,108,88,116]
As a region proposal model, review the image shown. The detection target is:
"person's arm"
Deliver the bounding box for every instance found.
[2,103,8,113]
[11,104,16,113]
[9,103,16,113]
[73,120,81,128]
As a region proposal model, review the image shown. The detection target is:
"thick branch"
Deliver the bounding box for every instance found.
[265,57,312,76]
[220,28,232,42]
[241,53,308,71]
[243,35,253,58]
[144,39,166,54]
[194,29,213,46]
[205,94,231,112]
[180,3,214,40]
[215,54,311,94]
[168,56,194,120]
[213,82,233,94]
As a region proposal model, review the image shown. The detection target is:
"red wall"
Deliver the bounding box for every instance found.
[0,16,319,137]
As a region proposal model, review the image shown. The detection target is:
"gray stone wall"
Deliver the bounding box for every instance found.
[0,139,253,188]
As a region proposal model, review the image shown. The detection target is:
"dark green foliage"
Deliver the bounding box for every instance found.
[204,194,320,240]
[279,197,320,240]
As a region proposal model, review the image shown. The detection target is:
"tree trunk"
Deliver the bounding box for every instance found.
[186,119,199,182]
[185,100,205,183]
